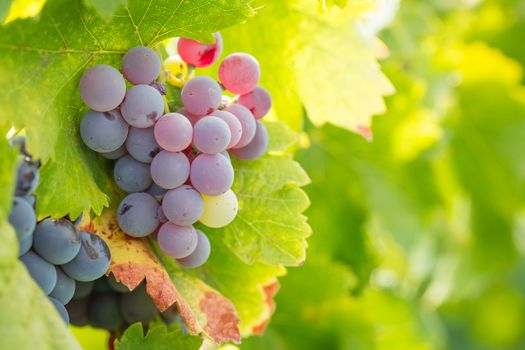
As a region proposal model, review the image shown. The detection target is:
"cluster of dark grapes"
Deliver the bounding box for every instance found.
[7,137,111,324]
[78,32,271,268]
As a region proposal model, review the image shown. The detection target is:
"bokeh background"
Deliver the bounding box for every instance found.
[73,0,525,349]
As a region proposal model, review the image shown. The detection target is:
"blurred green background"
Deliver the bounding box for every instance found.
[75,0,525,349]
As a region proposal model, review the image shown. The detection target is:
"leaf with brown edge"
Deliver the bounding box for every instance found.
[77,210,199,333]
[252,280,280,335]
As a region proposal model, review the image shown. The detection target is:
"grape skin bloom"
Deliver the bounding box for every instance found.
[121,84,164,128]
[193,116,231,154]
[126,127,161,164]
[224,104,256,149]
[181,76,222,116]
[80,109,129,153]
[157,222,198,259]
[177,230,211,268]
[114,155,153,193]
[79,64,126,112]
[162,185,204,226]
[118,192,160,237]
[154,113,193,152]
[122,46,161,85]
[219,53,260,95]
[190,153,234,196]
[150,151,190,189]
[230,120,269,161]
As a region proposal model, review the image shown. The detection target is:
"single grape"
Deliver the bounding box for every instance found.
[230,120,268,160]
[49,268,76,304]
[177,32,223,68]
[108,273,130,293]
[20,251,57,294]
[220,150,231,162]
[61,232,111,282]
[15,160,39,196]
[100,144,127,159]
[121,84,164,128]
[238,86,272,119]
[117,192,160,237]
[88,292,124,330]
[49,297,69,324]
[122,46,161,85]
[209,110,242,148]
[146,182,168,202]
[9,197,36,242]
[120,283,158,324]
[154,113,193,152]
[219,53,260,94]
[162,185,204,226]
[150,151,190,189]
[126,127,161,163]
[190,153,234,196]
[22,194,36,207]
[181,76,222,116]
[114,155,152,192]
[66,297,89,326]
[73,281,94,300]
[176,107,202,125]
[79,64,126,112]
[94,277,112,293]
[33,218,81,265]
[224,104,256,148]
[9,136,30,158]
[157,222,198,259]
[164,56,193,87]
[80,109,129,153]
[199,190,238,228]
[177,230,211,268]
[193,117,231,154]
[18,232,32,257]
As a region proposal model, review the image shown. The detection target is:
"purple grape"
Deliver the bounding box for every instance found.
[73,281,94,299]
[150,151,190,189]
[61,232,111,282]
[181,76,222,116]
[154,113,193,152]
[80,109,129,153]
[88,293,124,330]
[18,232,33,257]
[177,230,210,268]
[9,135,29,158]
[209,110,242,148]
[126,127,161,164]
[219,53,260,95]
[224,104,256,148]
[9,196,35,242]
[79,64,126,112]
[33,218,81,265]
[49,297,69,324]
[122,46,161,85]
[20,251,57,294]
[15,160,39,196]
[162,185,204,226]
[157,222,198,259]
[230,121,268,160]
[193,116,231,154]
[120,283,158,324]
[190,153,234,196]
[146,182,167,202]
[117,192,160,237]
[100,144,127,159]
[238,86,272,119]
[121,85,164,128]
[114,155,152,192]
[177,32,223,68]
[66,297,89,326]
[108,273,130,293]
[49,268,75,304]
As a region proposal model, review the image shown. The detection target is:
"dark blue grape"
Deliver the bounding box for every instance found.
[61,232,111,282]
[49,268,76,304]
[15,160,39,196]
[114,155,152,193]
[9,197,36,242]
[88,292,124,330]
[20,251,57,294]
[120,283,158,324]
[65,297,89,326]
[93,277,112,293]
[49,297,69,324]
[33,218,81,265]
[18,232,32,257]
[72,281,94,299]
[108,274,130,293]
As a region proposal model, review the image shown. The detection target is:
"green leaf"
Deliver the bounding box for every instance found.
[83,0,127,18]
[115,323,202,350]
[0,129,81,350]
[0,0,13,21]
[0,0,254,218]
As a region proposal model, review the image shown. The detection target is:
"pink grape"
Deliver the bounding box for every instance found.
[219,53,260,94]
[122,46,161,84]
[150,151,190,189]
[193,116,231,154]
[176,107,202,125]
[177,230,210,268]
[238,86,272,119]
[190,153,234,196]
[154,113,193,152]
[181,76,222,116]
[79,64,126,112]
[230,120,268,160]
[121,85,164,128]
[209,110,242,148]
[162,185,204,226]
[157,223,198,259]
[224,104,256,148]
[177,32,223,68]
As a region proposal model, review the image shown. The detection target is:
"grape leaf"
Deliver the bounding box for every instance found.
[83,0,127,18]
[0,0,13,21]
[115,323,202,350]
[0,129,81,350]
[0,0,254,218]
[216,0,393,134]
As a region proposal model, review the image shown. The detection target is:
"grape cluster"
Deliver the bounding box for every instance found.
[7,137,111,324]
[78,33,271,268]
